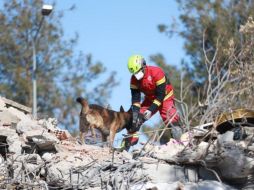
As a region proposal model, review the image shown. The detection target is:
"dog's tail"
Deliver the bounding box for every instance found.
[76,97,85,104]
[76,97,89,113]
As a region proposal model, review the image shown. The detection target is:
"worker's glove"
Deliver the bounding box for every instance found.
[143,110,152,120]
[132,111,139,126]
[130,112,144,133]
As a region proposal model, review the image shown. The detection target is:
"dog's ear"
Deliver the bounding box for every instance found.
[120,106,125,112]
[127,106,132,113]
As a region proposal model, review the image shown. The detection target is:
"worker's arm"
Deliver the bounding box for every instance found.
[130,87,141,112]
[148,76,166,112]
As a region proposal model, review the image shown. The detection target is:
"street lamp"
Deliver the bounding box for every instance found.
[32,4,53,119]
[41,4,53,16]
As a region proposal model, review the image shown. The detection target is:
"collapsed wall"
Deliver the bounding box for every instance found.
[0,97,253,190]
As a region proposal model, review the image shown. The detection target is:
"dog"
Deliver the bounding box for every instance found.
[76,97,133,147]
[76,97,104,144]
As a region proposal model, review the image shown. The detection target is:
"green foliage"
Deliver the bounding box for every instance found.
[159,0,254,86]
[150,54,182,98]
[0,0,118,127]
[146,0,254,144]
[148,54,194,143]
[149,54,196,114]
[153,0,254,127]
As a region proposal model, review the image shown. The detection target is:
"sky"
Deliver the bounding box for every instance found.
[0,0,186,145]
[52,0,186,146]
[53,0,185,109]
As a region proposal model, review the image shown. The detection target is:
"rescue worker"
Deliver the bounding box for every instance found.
[120,54,183,151]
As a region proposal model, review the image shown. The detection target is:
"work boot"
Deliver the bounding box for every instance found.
[159,128,172,145]
[119,137,131,152]
[169,121,184,141]
[171,126,183,140]
[119,132,139,152]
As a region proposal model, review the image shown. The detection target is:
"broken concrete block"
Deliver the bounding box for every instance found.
[25,129,59,151]
[184,180,237,190]
[8,161,22,181]
[16,120,40,134]
[0,110,20,126]
[42,152,53,162]
[1,97,31,114]
[6,135,22,154]
[151,138,185,159]
[0,126,16,137]
[0,97,253,189]
[217,131,234,144]
[5,154,42,182]
[0,98,6,110]
[7,107,32,122]
[38,118,58,132]
[131,182,183,190]
[142,163,185,183]
[198,167,218,181]
[0,155,4,165]
[184,166,199,182]
[46,153,96,186]
[0,127,21,154]
[216,144,254,180]
[247,145,254,151]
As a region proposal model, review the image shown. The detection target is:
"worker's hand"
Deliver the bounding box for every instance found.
[143,110,152,120]
[132,111,139,125]
[130,111,144,133]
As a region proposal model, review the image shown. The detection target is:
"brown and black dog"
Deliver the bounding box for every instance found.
[76,97,133,147]
[76,97,104,144]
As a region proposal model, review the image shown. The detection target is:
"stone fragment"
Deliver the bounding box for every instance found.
[0,110,20,126]
[0,127,22,154]
[25,129,59,151]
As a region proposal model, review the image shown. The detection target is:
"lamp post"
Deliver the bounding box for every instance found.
[32,4,53,118]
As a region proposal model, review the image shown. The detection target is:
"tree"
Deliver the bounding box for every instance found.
[149,54,195,102]
[143,54,193,144]
[0,0,118,128]
[155,0,254,116]
[144,1,254,145]
[158,0,254,95]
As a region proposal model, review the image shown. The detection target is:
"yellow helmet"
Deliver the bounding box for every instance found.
[127,55,145,74]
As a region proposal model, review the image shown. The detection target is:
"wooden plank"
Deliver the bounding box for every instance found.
[1,97,32,114]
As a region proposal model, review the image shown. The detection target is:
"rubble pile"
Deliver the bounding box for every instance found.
[0,97,253,190]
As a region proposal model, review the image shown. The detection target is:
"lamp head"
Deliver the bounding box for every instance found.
[41,4,53,16]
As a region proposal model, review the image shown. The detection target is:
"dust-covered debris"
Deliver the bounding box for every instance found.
[0,97,253,190]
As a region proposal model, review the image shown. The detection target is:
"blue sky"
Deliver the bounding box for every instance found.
[55,0,185,110]
[54,0,185,145]
[1,0,186,145]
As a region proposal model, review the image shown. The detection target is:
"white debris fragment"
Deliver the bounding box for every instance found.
[0,97,253,189]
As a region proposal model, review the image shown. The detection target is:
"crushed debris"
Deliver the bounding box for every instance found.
[0,97,253,189]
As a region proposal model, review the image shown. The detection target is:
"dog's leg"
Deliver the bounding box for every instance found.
[79,132,85,144]
[89,125,97,145]
[101,134,107,147]
[90,126,96,138]
[80,125,89,145]
[109,130,116,150]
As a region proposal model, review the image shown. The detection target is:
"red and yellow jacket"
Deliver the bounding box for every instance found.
[130,66,174,113]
